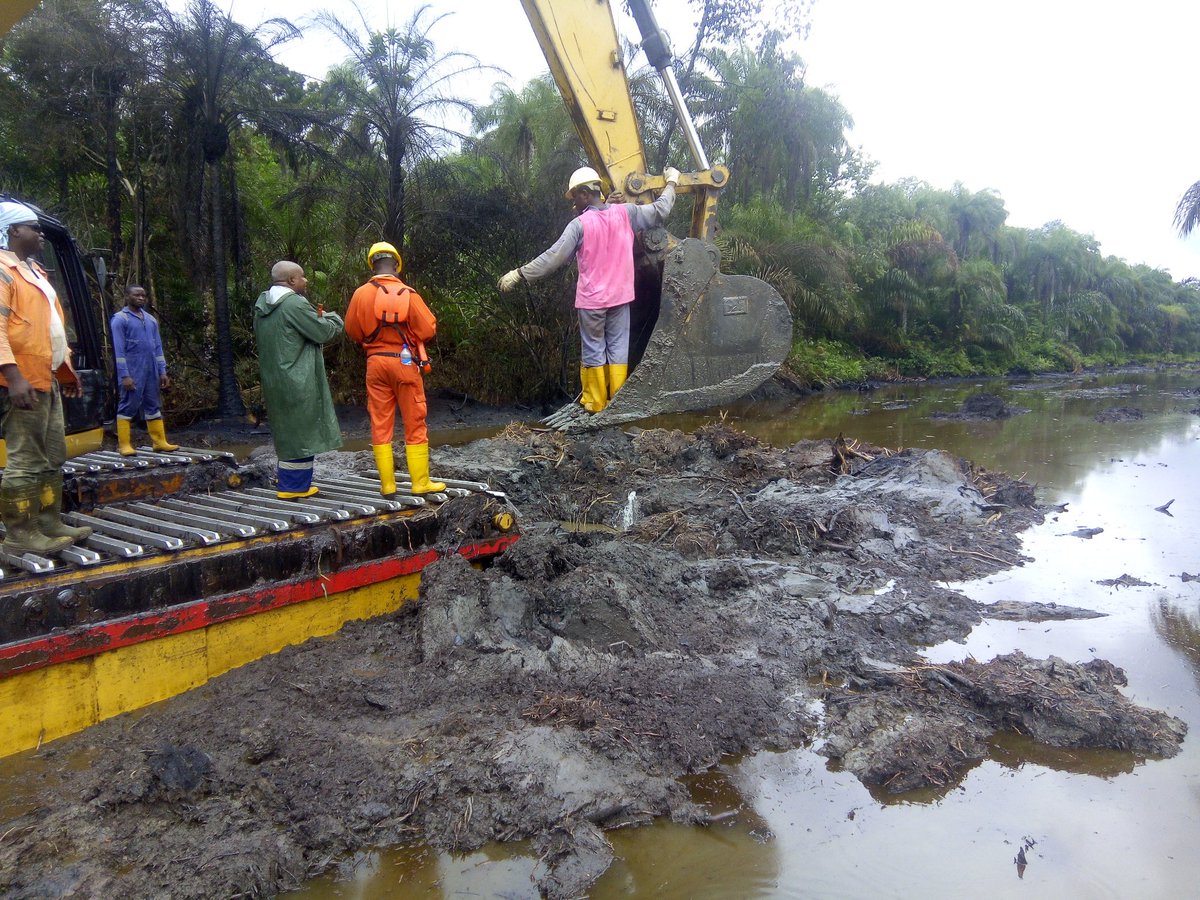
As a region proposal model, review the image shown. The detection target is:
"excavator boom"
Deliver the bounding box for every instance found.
[0,2,35,37]
[521,0,793,431]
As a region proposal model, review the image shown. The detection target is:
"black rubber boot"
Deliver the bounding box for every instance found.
[1,482,73,555]
[36,474,91,544]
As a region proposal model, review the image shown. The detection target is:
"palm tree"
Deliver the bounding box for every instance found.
[1174,181,1200,237]
[690,41,859,215]
[1156,303,1189,353]
[928,185,1009,337]
[719,197,855,335]
[315,3,491,248]
[954,257,1025,354]
[868,219,954,335]
[945,183,1007,261]
[154,0,300,419]
[472,75,578,195]
[0,0,154,272]
[1012,223,1097,328]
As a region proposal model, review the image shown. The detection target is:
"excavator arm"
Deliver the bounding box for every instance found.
[0,2,37,37]
[519,0,726,240]
[521,0,793,430]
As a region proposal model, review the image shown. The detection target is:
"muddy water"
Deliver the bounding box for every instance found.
[295,368,1200,898]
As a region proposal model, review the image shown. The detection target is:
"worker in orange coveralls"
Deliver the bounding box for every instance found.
[344,242,444,498]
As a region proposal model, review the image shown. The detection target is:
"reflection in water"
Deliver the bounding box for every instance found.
[598,766,781,899]
[987,732,1137,779]
[0,746,99,822]
[1153,597,1200,686]
[292,842,543,899]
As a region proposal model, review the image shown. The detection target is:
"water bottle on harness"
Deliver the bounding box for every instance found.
[366,279,435,373]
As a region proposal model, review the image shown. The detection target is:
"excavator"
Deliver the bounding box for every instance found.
[522,0,794,430]
[0,0,784,756]
[0,187,517,760]
[0,0,794,440]
[0,4,516,760]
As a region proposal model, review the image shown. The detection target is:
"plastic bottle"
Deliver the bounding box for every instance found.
[400,343,412,365]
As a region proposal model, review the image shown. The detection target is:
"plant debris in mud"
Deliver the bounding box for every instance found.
[0,424,1186,899]
[820,652,1185,795]
[981,600,1105,621]
[1096,573,1155,588]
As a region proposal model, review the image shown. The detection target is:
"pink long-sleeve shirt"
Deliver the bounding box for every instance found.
[518,184,676,310]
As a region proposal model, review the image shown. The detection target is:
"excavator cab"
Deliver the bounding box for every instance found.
[523,0,793,431]
[0,197,242,512]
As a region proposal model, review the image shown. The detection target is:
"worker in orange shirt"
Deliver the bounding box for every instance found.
[344,242,444,498]
[0,200,92,554]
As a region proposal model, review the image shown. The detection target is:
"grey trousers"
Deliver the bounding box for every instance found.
[578,303,631,367]
[1,382,67,490]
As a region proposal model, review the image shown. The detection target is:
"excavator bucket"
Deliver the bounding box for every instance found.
[543,239,794,431]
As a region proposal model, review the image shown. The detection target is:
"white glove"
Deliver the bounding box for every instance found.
[498,268,523,292]
[663,166,680,186]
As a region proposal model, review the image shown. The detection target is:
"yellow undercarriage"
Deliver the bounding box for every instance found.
[0,426,104,469]
[0,570,420,759]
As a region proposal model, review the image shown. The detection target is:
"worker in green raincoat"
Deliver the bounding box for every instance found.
[253,260,344,499]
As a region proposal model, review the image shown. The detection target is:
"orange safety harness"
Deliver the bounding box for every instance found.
[365,279,433,373]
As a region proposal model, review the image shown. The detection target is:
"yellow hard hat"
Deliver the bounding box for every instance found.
[565,166,603,199]
[366,241,402,271]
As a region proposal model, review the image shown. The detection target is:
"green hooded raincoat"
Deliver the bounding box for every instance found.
[253,289,344,460]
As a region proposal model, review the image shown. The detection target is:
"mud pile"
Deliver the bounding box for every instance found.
[931,391,1028,420]
[0,425,1186,899]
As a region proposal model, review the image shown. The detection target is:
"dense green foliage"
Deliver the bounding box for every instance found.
[3,0,1197,420]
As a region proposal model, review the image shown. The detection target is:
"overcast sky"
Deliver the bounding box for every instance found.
[221,0,1200,281]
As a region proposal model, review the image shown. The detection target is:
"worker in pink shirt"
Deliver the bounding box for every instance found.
[499,164,679,413]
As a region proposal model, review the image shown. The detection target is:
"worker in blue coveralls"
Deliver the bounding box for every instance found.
[111,284,180,455]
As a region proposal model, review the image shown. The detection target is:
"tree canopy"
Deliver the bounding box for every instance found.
[2,0,1198,418]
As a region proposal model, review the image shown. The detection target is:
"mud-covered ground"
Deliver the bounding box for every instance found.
[0,421,1187,899]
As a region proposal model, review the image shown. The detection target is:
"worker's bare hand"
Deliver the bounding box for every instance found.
[498,269,523,293]
[5,370,36,409]
[121,375,136,391]
[159,374,170,390]
[61,379,83,400]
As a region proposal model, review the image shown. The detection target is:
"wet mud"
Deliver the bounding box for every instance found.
[1094,406,1145,422]
[930,391,1028,421]
[0,423,1186,899]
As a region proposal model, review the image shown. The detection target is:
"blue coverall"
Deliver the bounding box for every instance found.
[111,307,168,420]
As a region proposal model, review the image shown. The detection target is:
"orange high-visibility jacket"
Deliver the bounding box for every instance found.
[0,250,78,390]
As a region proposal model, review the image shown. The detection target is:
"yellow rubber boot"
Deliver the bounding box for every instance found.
[580,366,608,413]
[116,418,136,456]
[605,363,628,398]
[277,486,319,500]
[372,443,398,497]
[405,443,445,494]
[147,418,180,452]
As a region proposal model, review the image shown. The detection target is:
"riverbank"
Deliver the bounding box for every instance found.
[782,337,1200,392]
[0,418,1185,899]
[157,360,1200,457]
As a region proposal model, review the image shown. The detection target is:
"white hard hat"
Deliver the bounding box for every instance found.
[565,166,603,199]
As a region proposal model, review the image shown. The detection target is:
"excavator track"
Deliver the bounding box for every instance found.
[0,462,518,759]
[0,469,495,583]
